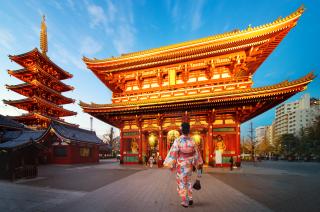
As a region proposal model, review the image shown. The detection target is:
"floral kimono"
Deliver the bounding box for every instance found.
[164,135,203,203]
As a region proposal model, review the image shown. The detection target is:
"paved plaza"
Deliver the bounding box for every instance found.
[0,160,320,212]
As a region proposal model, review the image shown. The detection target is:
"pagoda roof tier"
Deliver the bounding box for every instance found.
[8,112,74,129]
[11,112,50,122]
[9,48,72,80]
[8,69,74,92]
[3,96,77,118]
[80,72,314,126]
[83,6,304,90]
[8,112,52,129]
[6,80,75,105]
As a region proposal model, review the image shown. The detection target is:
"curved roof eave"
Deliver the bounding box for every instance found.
[83,6,304,65]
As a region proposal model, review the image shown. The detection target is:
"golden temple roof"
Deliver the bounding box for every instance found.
[83,5,304,65]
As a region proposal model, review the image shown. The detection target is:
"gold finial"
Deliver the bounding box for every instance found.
[40,15,48,55]
[299,4,305,12]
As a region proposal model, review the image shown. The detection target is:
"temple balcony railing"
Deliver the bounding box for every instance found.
[113,75,252,98]
[112,80,252,104]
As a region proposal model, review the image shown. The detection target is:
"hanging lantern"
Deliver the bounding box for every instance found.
[167,130,180,143]
[192,134,201,146]
[148,133,157,147]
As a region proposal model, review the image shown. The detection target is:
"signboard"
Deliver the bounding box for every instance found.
[168,69,176,85]
[213,127,235,132]
[123,131,139,137]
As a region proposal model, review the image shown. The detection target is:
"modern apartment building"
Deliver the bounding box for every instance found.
[275,94,320,138]
[256,126,267,143]
[266,123,275,145]
[255,124,274,145]
[256,94,319,145]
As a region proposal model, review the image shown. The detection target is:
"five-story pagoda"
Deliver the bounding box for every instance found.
[3,16,76,129]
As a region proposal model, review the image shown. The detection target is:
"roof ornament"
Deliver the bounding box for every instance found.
[40,15,48,56]
[298,4,305,13]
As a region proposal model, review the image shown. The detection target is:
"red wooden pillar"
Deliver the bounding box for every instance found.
[138,125,143,164]
[202,131,206,164]
[159,129,163,159]
[157,114,164,159]
[142,133,146,157]
[208,124,213,165]
[202,132,206,164]
[236,122,241,162]
[163,134,167,159]
[206,110,214,166]
[96,145,100,162]
[120,128,124,164]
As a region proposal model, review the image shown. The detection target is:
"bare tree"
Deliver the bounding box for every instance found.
[103,127,119,156]
[248,122,257,161]
[103,127,114,145]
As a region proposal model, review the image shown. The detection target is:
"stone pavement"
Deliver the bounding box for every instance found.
[49,167,270,212]
[1,160,319,211]
[0,181,85,212]
[205,163,307,176]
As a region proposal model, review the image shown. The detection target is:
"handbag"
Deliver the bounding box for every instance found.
[193,179,201,190]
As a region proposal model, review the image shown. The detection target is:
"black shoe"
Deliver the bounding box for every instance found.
[189,200,193,206]
[181,202,188,208]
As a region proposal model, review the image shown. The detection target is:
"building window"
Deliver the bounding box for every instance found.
[80,147,91,157]
[54,146,67,157]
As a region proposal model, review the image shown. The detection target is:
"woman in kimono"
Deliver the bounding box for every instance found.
[163,122,203,208]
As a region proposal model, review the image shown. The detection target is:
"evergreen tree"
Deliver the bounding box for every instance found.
[280,133,299,159]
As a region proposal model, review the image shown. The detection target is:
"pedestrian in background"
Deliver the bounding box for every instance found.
[144,155,148,167]
[157,155,163,168]
[149,155,154,168]
[229,156,234,171]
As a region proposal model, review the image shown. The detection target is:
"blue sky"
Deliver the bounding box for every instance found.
[0,0,319,138]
